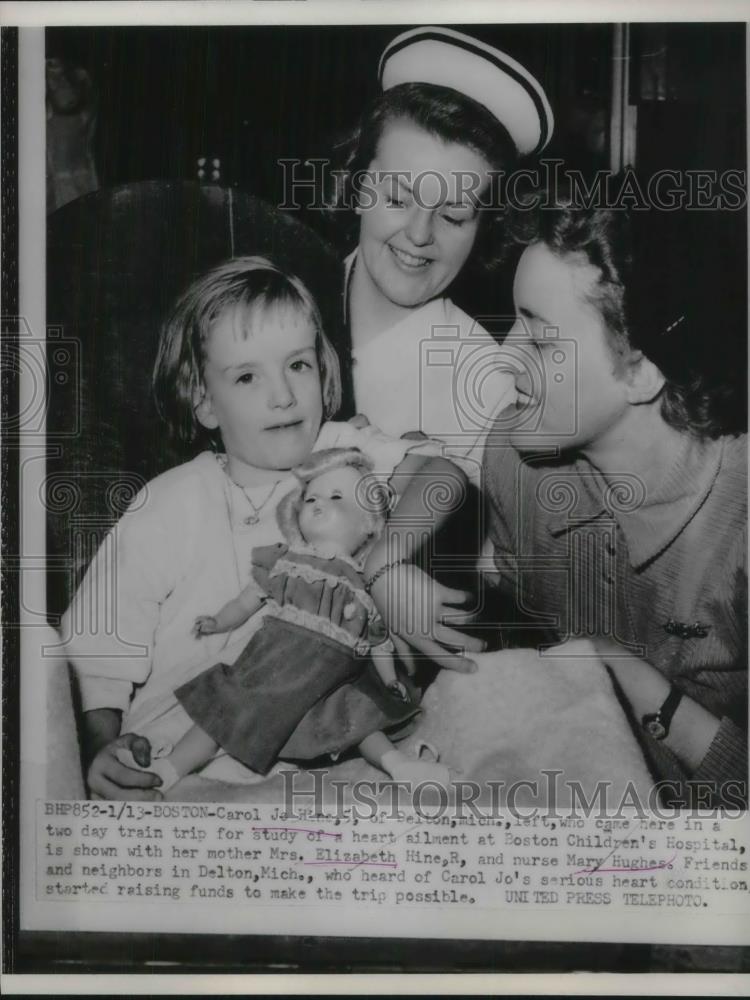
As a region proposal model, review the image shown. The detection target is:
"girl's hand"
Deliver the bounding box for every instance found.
[369,563,484,674]
[193,615,218,637]
[87,733,163,801]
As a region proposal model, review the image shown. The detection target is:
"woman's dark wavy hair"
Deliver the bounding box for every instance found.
[328,82,519,269]
[505,195,745,439]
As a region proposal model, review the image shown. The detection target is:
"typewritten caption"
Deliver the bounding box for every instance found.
[38,802,749,913]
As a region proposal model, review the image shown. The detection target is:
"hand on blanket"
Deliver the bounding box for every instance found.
[87,732,164,801]
[368,563,483,675]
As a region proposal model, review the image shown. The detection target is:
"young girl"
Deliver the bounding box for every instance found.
[118,446,450,790]
[64,255,474,800]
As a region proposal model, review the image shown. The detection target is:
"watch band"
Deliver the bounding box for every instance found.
[642,684,684,741]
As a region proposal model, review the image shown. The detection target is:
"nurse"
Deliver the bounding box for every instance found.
[331,26,554,474]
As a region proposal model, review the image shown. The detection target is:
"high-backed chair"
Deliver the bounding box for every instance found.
[46,181,342,619]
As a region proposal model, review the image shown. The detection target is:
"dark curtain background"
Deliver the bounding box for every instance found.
[45,23,615,202]
[44,22,747,618]
[45,21,746,375]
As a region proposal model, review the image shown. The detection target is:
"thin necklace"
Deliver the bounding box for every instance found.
[237,480,281,525]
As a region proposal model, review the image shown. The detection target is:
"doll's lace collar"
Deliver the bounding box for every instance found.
[291,540,367,573]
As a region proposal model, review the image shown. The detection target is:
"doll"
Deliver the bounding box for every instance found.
[123,447,450,790]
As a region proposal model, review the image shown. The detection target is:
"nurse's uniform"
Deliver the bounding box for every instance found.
[345,251,516,484]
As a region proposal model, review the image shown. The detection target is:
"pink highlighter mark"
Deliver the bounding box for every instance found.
[573,854,677,876]
[302,861,399,868]
[252,826,342,840]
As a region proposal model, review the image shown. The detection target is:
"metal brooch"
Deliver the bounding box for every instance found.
[663,619,711,639]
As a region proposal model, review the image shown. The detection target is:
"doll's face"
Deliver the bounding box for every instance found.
[298,466,375,556]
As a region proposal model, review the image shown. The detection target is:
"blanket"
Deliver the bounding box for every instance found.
[46,648,654,807]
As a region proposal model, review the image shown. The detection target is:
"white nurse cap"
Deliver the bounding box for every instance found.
[378,26,554,157]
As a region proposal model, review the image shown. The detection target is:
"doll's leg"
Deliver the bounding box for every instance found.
[157,725,220,789]
[371,648,409,703]
[359,731,450,785]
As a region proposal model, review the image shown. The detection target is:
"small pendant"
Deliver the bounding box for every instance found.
[243,513,260,526]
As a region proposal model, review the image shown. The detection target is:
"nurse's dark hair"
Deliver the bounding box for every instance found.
[505,193,745,438]
[153,256,342,447]
[329,82,519,263]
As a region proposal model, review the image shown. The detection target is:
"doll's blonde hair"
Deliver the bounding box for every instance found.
[276,447,391,550]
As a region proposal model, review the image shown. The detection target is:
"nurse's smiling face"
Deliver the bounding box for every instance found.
[356,119,492,310]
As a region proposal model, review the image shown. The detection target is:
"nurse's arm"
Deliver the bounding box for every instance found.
[365,454,484,672]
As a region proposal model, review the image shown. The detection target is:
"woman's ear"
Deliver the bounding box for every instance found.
[624,351,666,405]
[193,385,219,430]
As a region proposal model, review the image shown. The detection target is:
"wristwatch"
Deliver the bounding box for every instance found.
[642,685,684,740]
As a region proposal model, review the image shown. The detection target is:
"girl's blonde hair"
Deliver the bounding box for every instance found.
[276,447,391,550]
[153,256,342,446]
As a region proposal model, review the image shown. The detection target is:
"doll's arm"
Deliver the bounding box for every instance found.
[194,582,265,636]
[364,610,399,690]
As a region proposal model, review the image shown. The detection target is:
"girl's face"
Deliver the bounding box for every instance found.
[298,466,373,556]
[356,119,491,310]
[506,242,632,456]
[196,303,324,484]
